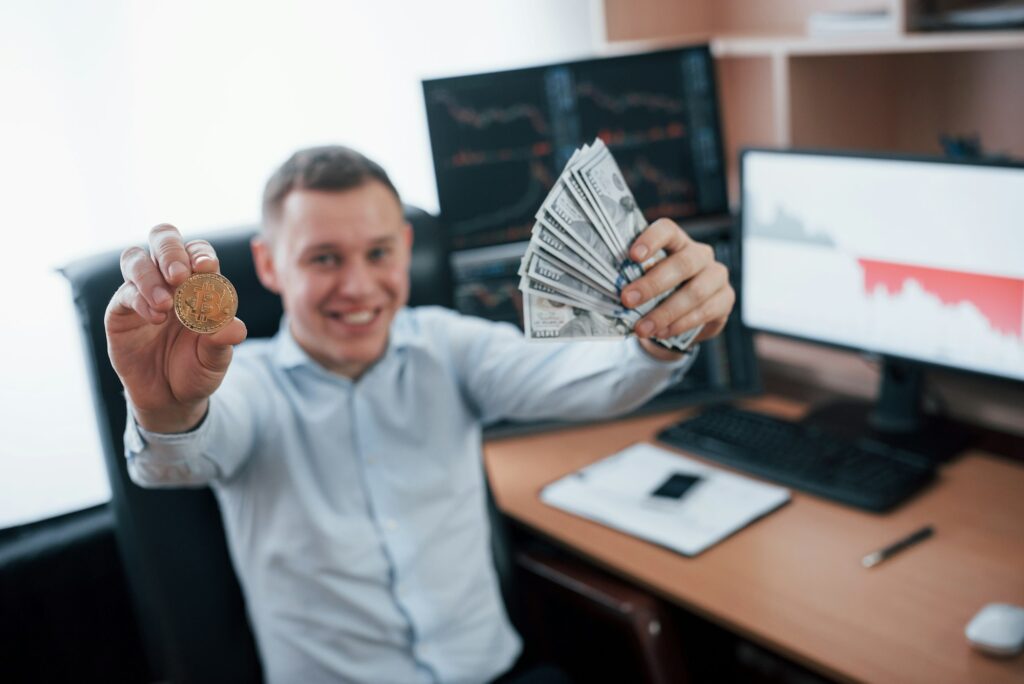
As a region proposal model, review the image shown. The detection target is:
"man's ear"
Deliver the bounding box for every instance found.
[402,221,414,252]
[251,236,281,294]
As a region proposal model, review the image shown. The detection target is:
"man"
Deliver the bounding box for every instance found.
[106,146,734,683]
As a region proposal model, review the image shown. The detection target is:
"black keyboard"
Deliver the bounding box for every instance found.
[657,405,936,512]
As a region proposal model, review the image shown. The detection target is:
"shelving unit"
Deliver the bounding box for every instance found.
[602,0,1024,202]
[600,0,1024,435]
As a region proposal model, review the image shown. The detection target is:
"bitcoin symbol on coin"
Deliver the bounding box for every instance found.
[173,272,238,334]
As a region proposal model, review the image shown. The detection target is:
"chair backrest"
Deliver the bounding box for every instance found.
[61,206,452,683]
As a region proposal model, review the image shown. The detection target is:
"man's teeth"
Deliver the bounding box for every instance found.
[340,310,374,324]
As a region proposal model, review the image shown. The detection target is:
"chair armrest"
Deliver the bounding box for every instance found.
[515,548,689,684]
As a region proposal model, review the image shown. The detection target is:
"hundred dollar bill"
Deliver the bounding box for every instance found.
[524,293,633,341]
[531,223,617,296]
[577,139,664,286]
[569,143,623,252]
[537,185,620,282]
[536,214,619,290]
[517,248,621,314]
[562,148,626,262]
[524,249,667,320]
[522,258,700,349]
[525,252,626,314]
[519,137,705,353]
[519,274,633,320]
[579,138,648,254]
[524,284,699,350]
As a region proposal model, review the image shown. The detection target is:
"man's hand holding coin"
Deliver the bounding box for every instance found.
[105,224,247,434]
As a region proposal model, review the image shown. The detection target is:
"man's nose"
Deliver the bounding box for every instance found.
[335,259,375,298]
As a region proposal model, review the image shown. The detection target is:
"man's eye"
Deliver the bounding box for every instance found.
[311,254,340,266]
[368,247,391,262]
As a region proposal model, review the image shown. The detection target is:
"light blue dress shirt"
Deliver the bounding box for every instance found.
[124,306,695,684]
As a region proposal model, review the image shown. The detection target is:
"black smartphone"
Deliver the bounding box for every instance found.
[650,472,702,500]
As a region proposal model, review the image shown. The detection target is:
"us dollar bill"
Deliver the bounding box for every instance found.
[579,138,648,255]
[519,138,704,353]
[520,276,631,319]
[531,222,617,296]
[537,184,620,282]
[524,293,633,341]
[525,252,626,314]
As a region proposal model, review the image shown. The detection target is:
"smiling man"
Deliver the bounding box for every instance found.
[106,146,734,684]
[252,174,412,379]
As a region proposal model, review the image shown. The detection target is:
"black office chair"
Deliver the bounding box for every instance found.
[61,206,452,682]
[63,205,688,684]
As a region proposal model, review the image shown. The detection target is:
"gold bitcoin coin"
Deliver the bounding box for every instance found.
[173,272,238,334]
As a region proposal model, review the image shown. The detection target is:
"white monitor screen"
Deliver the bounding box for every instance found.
[741,150,1024,382]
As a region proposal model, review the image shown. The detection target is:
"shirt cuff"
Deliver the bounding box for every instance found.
[123,399,219,486]
[123,400,211,453]
[627,337,700,383]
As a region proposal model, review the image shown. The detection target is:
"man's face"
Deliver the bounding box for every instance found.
[253,182,412,378]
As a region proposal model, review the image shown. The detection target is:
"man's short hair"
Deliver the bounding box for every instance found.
[261,145,401,233]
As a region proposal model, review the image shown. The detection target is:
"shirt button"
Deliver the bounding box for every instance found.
[383,518,398,531]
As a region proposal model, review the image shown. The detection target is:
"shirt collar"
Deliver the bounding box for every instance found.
[270,308,417,373]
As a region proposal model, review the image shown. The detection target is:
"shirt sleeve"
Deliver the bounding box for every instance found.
[122,358,268,488]
[439,311,698,425]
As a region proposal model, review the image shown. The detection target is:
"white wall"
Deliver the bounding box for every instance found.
[0,0,599,527]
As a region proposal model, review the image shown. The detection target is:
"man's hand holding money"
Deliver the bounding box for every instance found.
[105,224,247,434]
[620,218,734,360]
[519,138,734,356]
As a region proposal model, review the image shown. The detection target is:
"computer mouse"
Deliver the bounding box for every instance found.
[965,603,1024,657]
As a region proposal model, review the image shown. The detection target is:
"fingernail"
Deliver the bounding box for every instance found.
[637,320,654,336]
[169,262,188,280]
[623,290,641,307]
[153,287,170,305]
[634,245,649,260]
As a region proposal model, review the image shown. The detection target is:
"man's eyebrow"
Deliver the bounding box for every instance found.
[299,235,398,253]
[300,242,339,254]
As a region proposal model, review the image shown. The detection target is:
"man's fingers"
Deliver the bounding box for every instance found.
[629,218,689,263]
[196,318,247,373]
[120,246,173,312]
[208,317,247,347]
[661,281,735,340]
[693,309,730,344]
[110,281,167,326]
[635,261,730,336]
[185,240,220,274]
[149,224,192,286]
[621,240,715,308]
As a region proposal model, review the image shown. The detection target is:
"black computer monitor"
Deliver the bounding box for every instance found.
[740,148,1024,457]
[423,44,729,325]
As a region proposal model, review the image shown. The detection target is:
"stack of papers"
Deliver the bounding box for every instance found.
[541,443,791,556]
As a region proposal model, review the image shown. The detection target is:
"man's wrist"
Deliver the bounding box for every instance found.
[131,400,209,434]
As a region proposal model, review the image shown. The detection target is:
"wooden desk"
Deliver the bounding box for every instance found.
[485,396,1024,684]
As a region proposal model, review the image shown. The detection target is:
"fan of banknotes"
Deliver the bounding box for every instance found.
[518,138,702,352]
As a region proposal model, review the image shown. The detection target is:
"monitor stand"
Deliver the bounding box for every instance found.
[800,358,973,464]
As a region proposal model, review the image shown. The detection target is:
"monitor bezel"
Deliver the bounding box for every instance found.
[737,146,1024,386]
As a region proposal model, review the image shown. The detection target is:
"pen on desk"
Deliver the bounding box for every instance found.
[862,525,934,568]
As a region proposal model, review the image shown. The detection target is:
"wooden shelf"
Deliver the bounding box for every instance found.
[712,30,1024,57]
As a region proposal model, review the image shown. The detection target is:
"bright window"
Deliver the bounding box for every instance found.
[0,0,599,528]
